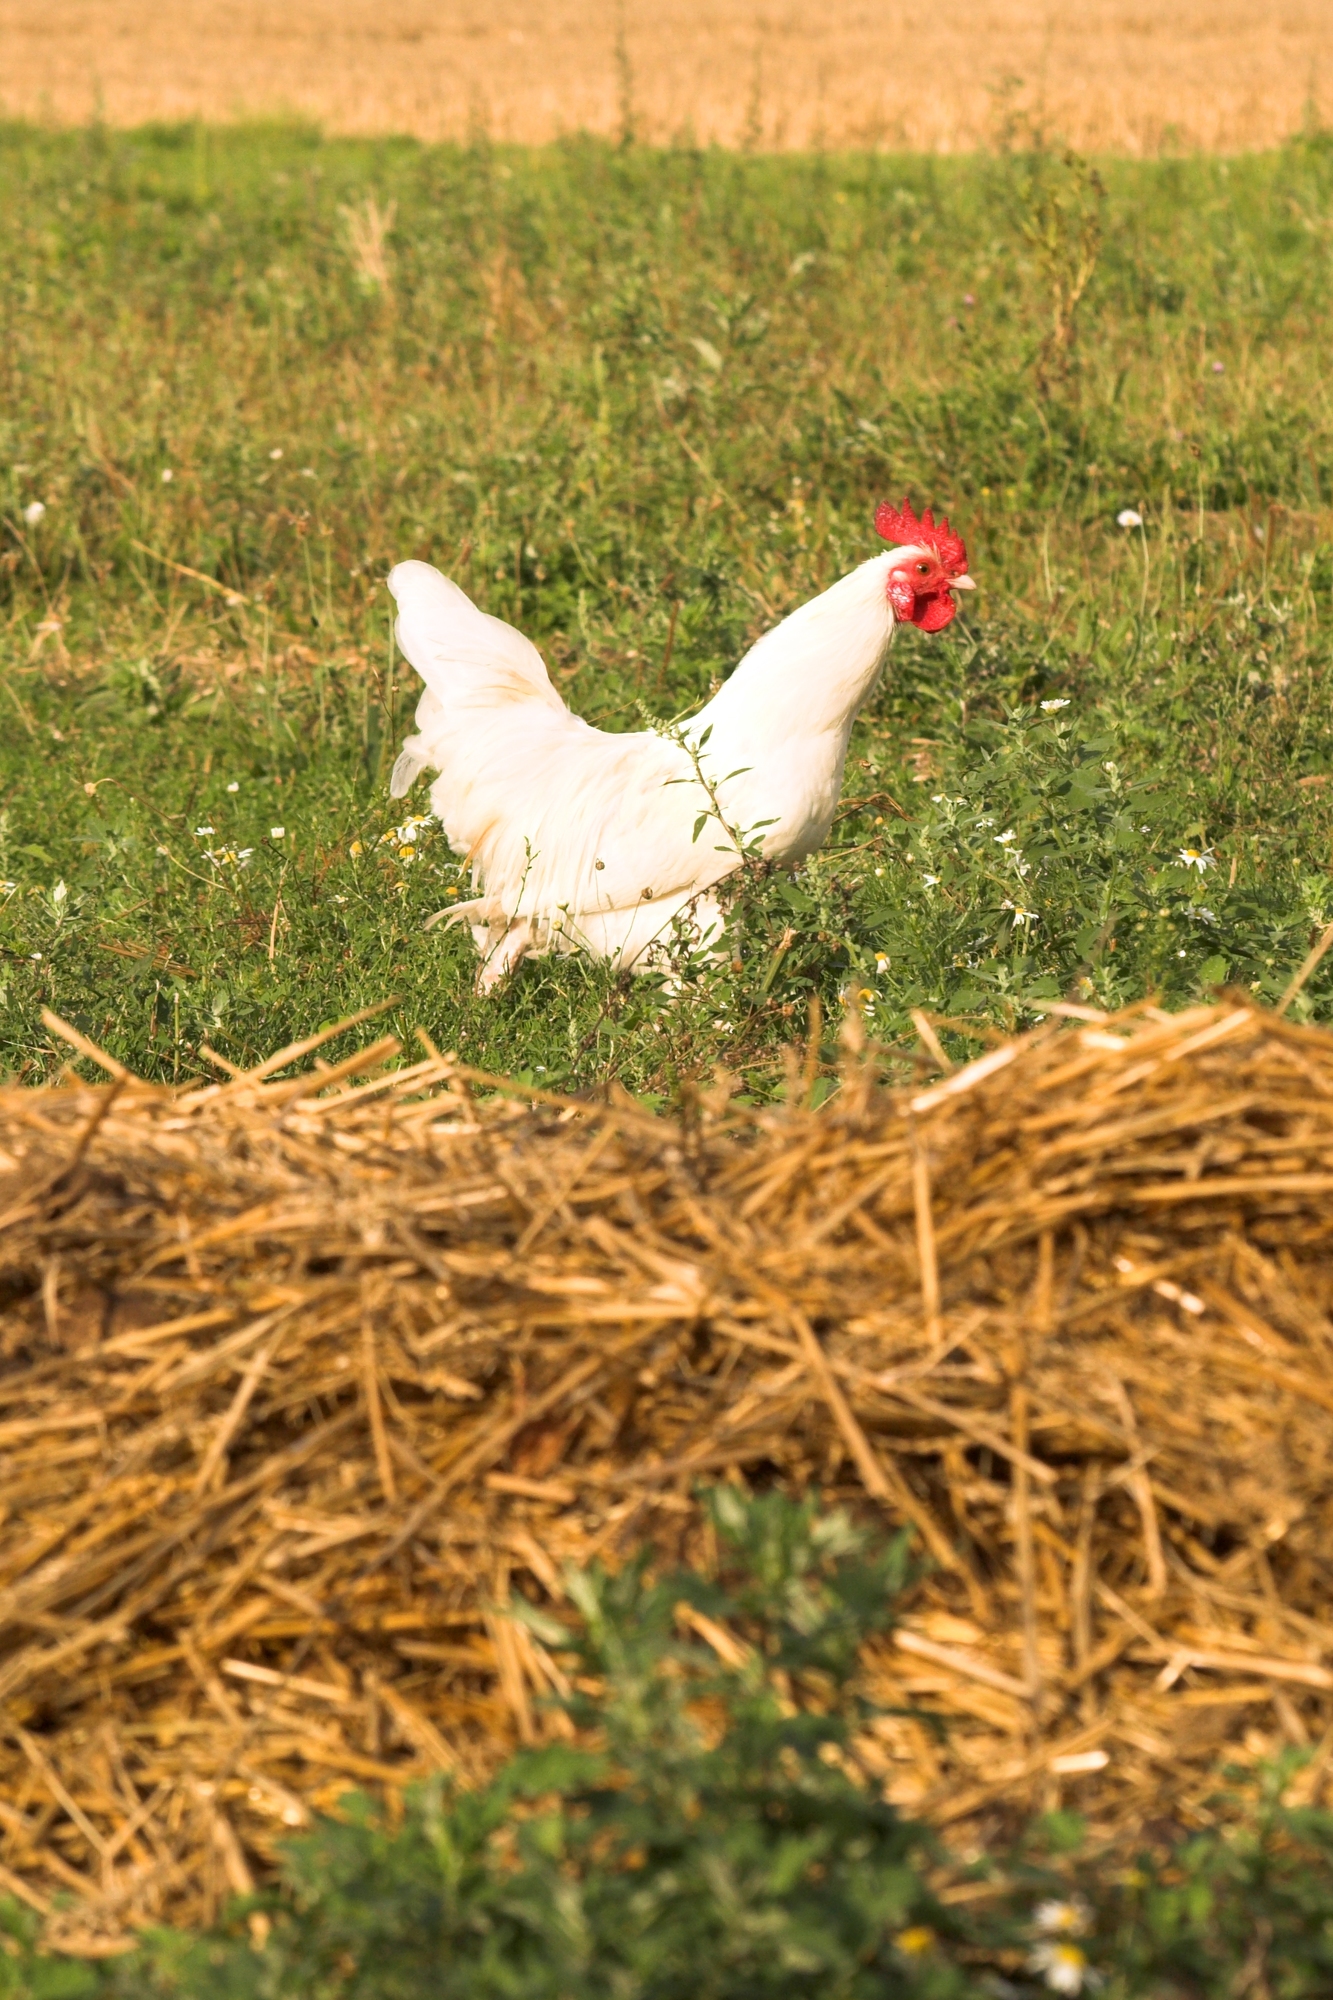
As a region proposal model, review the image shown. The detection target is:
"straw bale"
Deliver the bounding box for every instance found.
[4,997,1333,1943]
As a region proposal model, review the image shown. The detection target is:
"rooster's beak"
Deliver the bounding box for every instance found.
[950,574,976,591]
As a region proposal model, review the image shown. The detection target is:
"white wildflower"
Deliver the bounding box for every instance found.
[270,826,285,839]
[1029,1940,1100,1994]
[995,830,1017,845]
[161,468,174,483]
[1002,899,1039,927]
[1177,847,1216,872]
[51,880,67,906]
[875,951,890,971]
[22,501,46,526]
[1116,508,1143,529]
[922,873,939,887]
[381,814,433,849]
[300,467,317,478]
[226,781,240,793]
[1041,698,1071,711]
[194,825,215,836]
[1035,1898,1091,1937]
[269,447,283,460]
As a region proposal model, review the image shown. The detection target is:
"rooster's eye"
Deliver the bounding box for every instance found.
[915,561,932,575]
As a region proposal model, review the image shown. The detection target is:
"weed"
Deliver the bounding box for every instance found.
[1018,148,1106,394]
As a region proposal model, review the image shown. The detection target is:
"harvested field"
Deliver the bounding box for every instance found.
[1,0,1331,154]
[4,996,1333,1945]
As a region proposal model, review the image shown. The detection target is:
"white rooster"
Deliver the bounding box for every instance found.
[388,500,973,989]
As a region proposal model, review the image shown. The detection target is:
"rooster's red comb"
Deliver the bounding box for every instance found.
[874,498,968,574]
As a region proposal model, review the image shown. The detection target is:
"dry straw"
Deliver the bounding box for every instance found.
[5,993,1333,1947]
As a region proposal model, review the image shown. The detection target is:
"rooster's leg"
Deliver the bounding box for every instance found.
[475,918,533,994]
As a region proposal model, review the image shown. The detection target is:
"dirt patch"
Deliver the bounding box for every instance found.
[1,0,1330,154]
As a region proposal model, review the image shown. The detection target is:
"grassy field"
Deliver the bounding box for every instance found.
[3,123,1333,1096]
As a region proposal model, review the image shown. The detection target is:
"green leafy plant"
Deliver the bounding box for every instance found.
[1019,148,1106,395]
[104,1492,970,2000]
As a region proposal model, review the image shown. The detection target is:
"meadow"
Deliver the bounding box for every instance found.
[3,123,1333,1102]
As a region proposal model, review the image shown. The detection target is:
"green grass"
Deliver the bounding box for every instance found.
[4,123,1333,1091]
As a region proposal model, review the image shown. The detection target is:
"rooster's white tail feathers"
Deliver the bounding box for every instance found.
[389,560,564,715]
[387,560,566,797]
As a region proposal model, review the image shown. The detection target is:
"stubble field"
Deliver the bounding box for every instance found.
[2,0,1332,155]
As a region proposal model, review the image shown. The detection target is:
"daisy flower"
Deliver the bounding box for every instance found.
[1028,1940,1101,1994]
[1035,1898,1091,1936]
